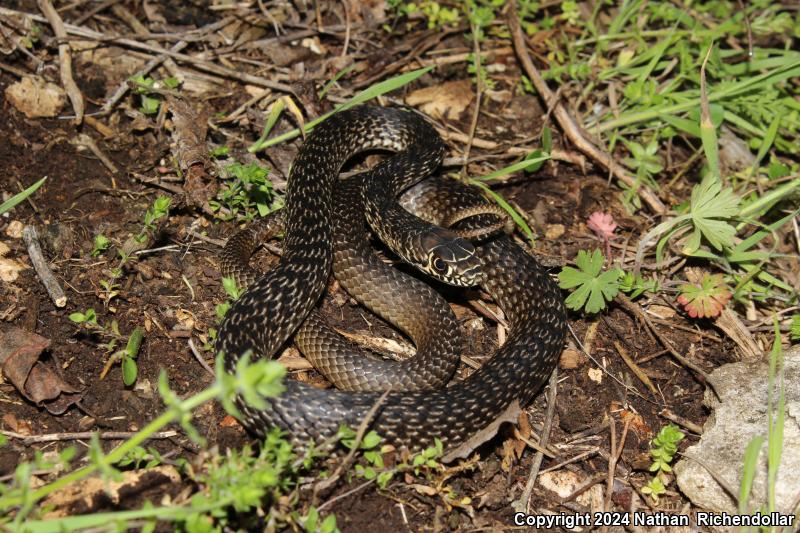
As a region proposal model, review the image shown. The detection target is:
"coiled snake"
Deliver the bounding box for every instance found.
[217,106,567,453]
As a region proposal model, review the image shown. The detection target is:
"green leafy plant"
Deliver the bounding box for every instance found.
[387,0,461,29]
[677,270,732,318]
[129,74,181,115]
[620,139,663,212]
[641,475,667,503]
[136,196,171,243]
[69,309,144,386]
[649,425,685,474]
[0,354,318,531]
[210,162,279,221]
[790,315,800,342]
[216,276,245,319]
[641,424,685,503]
[558,249,624,313]
[90,234,110,257]
[619,271,659,299]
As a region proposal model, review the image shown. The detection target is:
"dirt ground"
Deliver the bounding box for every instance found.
[0,0,755,531]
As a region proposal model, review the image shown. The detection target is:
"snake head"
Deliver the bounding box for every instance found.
[420,228,484,287]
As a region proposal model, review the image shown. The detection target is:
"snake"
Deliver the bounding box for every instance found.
[221,126,469,391]
[216,105,567,452]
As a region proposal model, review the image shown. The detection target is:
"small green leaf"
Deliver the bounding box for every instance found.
[320,514,338,533]
[677,272,731,318]
[558,250,622,314]
[122,357,138,386]
[125,327,144,359]
[360,430,381,450]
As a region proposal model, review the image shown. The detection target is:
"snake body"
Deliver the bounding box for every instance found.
[217,106,567,451]
[221,142,464,391]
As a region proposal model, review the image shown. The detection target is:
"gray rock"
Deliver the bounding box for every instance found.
[674,347,800,515]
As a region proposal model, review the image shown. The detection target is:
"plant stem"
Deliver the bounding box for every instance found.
[0,385,221,510]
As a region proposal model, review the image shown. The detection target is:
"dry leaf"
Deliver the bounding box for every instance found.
[406,80,474,120]
[5,75,66,118]
[0,325,82,413]
[559,348,585,369]
[646,304,676,319]
[545,224,565,239]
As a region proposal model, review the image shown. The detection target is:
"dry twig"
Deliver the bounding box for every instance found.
[1,429,178,445]
[22,225,67,308]
[37,0,84,123]
[514,367,559,513]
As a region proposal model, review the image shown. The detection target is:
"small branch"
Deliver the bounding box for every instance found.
[462,14,484,178]
[515,367,559,513]
[507,1,666,214]
[22,225,67,308]
[37,0,84,124]
[1,429,178,445]
[659,408,703,435]
[188,338,214,377]
[317,478,376,512]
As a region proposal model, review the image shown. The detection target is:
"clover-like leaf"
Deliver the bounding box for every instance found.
[558,249,623,314]
[685,177,739,253]
[677,270,731,318]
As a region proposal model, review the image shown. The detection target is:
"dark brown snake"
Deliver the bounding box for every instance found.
[217,105,567,452]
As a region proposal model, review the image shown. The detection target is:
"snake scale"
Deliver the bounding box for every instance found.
[217,105,567,452]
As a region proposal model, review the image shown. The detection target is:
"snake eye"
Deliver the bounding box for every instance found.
[432,257,447,273]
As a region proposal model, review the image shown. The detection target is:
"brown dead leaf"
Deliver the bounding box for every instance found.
[3,412,32,436]
[545,224,565,239]
[0,325,82,413]
[646,304,676,319]
[5,75,66,118]
[4,220,24,239]
[406,80,474,120]
[559,348,585,369]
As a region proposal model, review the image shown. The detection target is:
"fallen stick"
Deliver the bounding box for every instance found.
[22,225,67,308]
[37,0,84,124]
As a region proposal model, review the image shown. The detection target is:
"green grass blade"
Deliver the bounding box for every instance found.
[699,44,720,182]
[750,116,781,178]
[249,66,434,152]
[471,154,550,182]
[0,176,47,216]
[468,179,536,245]
[737,178,800,222]
[251,98,286,149]
[738,435,764,514]
[597,61,800,133]
[730,208,800,258]
[767,317,784,514]
[318,63,357,100]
